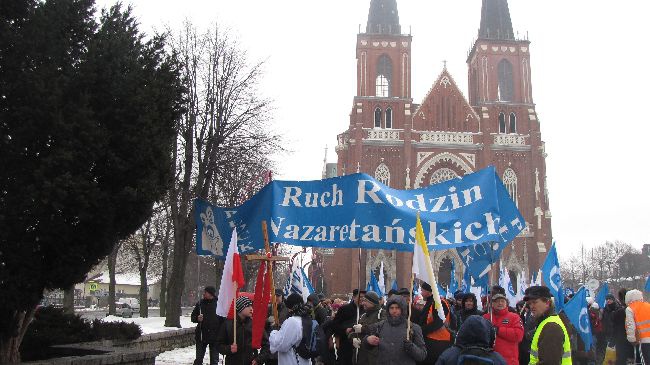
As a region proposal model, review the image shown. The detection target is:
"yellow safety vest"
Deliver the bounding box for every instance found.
[530,314,572,365]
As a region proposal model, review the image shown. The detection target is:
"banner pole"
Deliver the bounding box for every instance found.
[489,242,494,323]
[407,272,415,340]
[355,247,362,364]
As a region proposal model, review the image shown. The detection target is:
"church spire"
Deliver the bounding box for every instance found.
[478,0,515,40]
[366,0,401,35]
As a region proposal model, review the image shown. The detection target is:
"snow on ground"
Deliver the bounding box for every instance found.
[156,345,224,365]
[98,314,225,363]
[101,315,194,335]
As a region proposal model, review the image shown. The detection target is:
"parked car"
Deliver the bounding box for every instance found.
[115,302,133,318]
[121,297,140,311]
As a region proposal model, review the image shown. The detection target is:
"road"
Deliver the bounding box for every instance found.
[78,307,194,321]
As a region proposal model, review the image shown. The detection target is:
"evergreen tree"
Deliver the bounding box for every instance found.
[0,1,183,362]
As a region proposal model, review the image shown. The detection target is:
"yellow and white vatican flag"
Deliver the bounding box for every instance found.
[412,213,445,321]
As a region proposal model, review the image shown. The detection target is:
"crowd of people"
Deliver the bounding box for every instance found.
[188,283,650,365]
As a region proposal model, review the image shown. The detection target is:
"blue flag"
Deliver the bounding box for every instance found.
[438,283,447,298]
[391,279,398,291]
[461,265,472,293]
[563,287,592,350]
[368,270,384,297]
[449,261,458,294]
[595,283,609,309]
[645,276,650,292]
[541,243,564,311]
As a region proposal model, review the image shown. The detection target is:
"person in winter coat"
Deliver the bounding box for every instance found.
[414,282,452,365]
[483,293,524,365]
[269,293,312,365]
[349,291,386,365]
[524,286,572,364]
[603,293,619,343]
[217,296,271,365]
[307,293,329,325]
[436,315,507,365]
[625,289,650,363]
[332,289,366,365]
[363,295,427,365]
[612,288,634,365]
[191,286,223,365]
[453,292,483,330]
[517,300,535,365]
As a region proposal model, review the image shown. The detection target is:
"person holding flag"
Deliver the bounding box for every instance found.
[524,285,572,364]
[412,214,452,365]
[217,296,271,365]
[483,291,523,365]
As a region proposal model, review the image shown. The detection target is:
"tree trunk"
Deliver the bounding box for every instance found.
[164,227,192,327]
[139,269,148,318]
[0,308,35,364]
[62,285,75,314]
[108,243,119,315]
[214,259,224,293]
[159,237,169,317]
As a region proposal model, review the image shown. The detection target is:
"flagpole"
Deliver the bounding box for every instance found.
[489,242,494,323]
[232,281,238,346]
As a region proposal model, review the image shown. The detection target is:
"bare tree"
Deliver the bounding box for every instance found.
[164,21,279,327]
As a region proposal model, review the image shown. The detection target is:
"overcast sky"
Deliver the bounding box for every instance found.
[96,0,650,259]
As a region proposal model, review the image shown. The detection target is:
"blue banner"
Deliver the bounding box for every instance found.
[595,283,609,309]
[195,166,524,259]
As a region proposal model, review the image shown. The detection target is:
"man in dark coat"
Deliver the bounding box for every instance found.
[191,286,223,365]
[363,295,427,365]
[217,296,270,365]
[436,315,507,365]
[307,293,329,325]
[332,289,365,365]
[612,288,634,365]
[349,291,386,365]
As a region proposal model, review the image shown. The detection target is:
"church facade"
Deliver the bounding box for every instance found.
[314,0,553,296]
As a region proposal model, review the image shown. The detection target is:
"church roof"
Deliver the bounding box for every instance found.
[413,67,480,132]
[366,0,401,35]
[478,0,515,40]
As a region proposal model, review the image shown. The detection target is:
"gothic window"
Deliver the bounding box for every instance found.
[374,107,382,128]
[498,59,514,102]
[498,112,506,133]
[503,168,518,206]
[376,55,392,97]
[509,112,517,134]
[430,168,459,185]
[375,163,390,186]
[438,257,453,288]
[385,107,393,129]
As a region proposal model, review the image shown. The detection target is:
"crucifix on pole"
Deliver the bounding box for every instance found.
[246,221,289,326]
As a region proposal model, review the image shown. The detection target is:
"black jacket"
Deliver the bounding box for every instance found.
[217,316,270,365]
[191,298,223,343]
[332,301,363,365]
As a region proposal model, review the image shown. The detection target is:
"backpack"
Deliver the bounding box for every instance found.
[295,316,326,360]
[456,345,496,365]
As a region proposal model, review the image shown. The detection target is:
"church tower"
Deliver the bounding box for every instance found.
[325,0,553,296]
[467,0,552,274]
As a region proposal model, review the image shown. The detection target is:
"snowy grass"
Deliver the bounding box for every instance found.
[156,345,224,365]
[100,315,194,335]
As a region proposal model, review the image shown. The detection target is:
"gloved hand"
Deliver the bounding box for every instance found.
[403,339,415,352]
[352,338,361,349]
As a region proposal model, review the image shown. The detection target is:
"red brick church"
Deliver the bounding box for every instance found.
[313,0,553,296]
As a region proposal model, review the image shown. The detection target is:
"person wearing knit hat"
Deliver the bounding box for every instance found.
[484,291,523,365]
[191,286,222,365]
[348,290,386,365]
[217,296,270,365]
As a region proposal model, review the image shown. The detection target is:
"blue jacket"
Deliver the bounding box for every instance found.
[436,315,507,365]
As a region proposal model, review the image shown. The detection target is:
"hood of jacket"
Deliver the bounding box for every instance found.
[455,315,496,348]
[386,295,407,317]
[625,289,644,305]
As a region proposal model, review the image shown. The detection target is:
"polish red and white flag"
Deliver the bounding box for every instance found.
[216,229,245,318]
